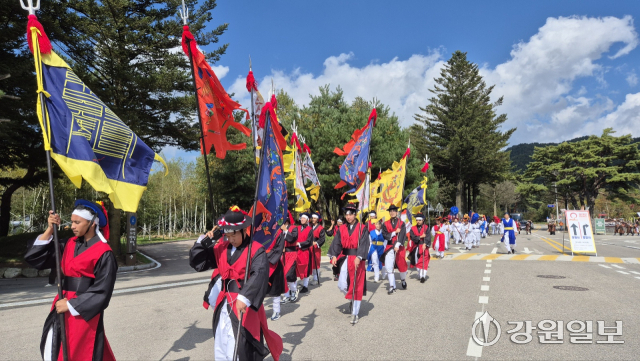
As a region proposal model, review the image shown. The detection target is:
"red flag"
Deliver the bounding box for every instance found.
[182,26,250,159]
[334,109,377,156]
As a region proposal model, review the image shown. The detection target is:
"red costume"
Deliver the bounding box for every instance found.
[382,219,408,272]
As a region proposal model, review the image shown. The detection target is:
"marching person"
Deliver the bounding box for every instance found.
[310,212,326,286]
[367,211,378,232]
[326,216,345,281]
[463,214,473,251]
[408,214,431,282]
[525,220,532,235]
[452,217,463,244]
[329,204,369,324]
[188,206,283,360]
[501,212,517,254]
[489,218,496,236]
[265,216,291,321]
[367,220,385,283]
[471,213,481,248]
[289,212,314,294]
[441,218,451,251]
[25,200,118,361]
[432,217,446,258]
[381,205,408,294]
[481,216,488,238]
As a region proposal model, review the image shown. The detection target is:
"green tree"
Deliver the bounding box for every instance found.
[0,1,228,247]
[411,51,514,213]
[522,129,640,211]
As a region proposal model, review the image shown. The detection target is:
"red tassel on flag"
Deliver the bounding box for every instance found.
[421,162,430,173]
[402,147,411,159]
[368,108,377,126]
[271,94,278,109]
[303,144,311,154]
[246,71,257,92]
[26,15,52,54]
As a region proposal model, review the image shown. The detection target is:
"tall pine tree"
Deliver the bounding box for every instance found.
[412,51,514,212]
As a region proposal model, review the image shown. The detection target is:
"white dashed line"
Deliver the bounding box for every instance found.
[629,271,640,275]
[486,264,492,268]
[467,312,484,357]
[481,285,490,291]
[478,296,489,304]
[599,264,612,269]
[612,265,626,269]
[484,269,491,274]
[617,271,630,275]
[491,247,497,254]
[483,277,490,282]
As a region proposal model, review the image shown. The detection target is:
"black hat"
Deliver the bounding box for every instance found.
[343,204,358,215]
[218,206,252,232]
[387,205,399,212]
[368,210,377,217]
[299,212,311,221]
[414,214,425,220]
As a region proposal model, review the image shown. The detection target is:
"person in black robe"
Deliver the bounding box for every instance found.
[284,213,314,294]
[266,220,289,321]
[310,212,326,285]
[326,216,345,281]
[25,200,118,361]
[188,206,282,361]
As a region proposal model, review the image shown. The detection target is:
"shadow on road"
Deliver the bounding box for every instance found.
[159,320,212,361]
[278,309,318,360]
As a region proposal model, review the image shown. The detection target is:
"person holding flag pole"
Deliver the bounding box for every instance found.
[23,0,172,359]
[330,108,377,324]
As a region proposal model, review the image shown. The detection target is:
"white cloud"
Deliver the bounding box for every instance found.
[580,92,640,137]
[627,71,638,86]
[229,51,444,128]
[227,15,638,144]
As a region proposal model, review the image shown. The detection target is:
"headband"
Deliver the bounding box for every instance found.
[300,214,309,220]
[311,214,319,219]
[72,209,108,243]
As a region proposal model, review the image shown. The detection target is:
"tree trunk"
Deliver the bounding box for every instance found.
[493,187,497,217]
[456,180,463,211]
[472,184,478,212]
[107,201,121,256]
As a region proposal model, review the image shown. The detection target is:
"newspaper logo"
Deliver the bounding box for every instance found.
[472,312,501,346]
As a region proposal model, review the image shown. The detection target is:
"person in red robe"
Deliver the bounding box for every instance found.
[188,206,283,360]
[310,211,326,285]
[329,204,369,324]
[287,212,315,295]
[408,214,431,283]
[381,205,408,294]
[432,217,446,258]
[25,200,118,361]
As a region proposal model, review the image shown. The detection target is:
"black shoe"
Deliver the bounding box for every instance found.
[512,249,516,254]
[420,277,425,283]
[388,288,397,295]
[300,286,309,294]
[401,280,407,289]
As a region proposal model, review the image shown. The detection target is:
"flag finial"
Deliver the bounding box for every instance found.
[249,55,252,71]
[179,0,188,25]
[20,0,40,15]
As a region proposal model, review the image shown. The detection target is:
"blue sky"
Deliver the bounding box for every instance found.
[164,0,640,162]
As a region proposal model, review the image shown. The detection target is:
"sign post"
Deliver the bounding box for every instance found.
[595,218,606,235]
[126,212,137,266]
[564,210,597,256]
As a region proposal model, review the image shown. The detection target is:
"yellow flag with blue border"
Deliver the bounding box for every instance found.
[29,20,167,212]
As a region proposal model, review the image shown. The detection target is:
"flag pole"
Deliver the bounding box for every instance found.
[233,104,271,361]
[181,2,215,227]
[249,56,258,181]
[22,1,69,359]
[41,97,70,361]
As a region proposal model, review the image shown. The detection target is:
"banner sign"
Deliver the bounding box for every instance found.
[565,210,597,254]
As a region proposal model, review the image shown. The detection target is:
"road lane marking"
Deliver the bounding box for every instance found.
[481,285,489,291]
[599,264,612,269]
[617,271,630,275]
[484,269,491,274]
[478,296,489,304]
[629,271,640,275]
[486,264,492,268]
[491,247,497,254]
[612,265,626,269]
[0,278,210,309]
[483,277,490,281]
[467,311,484,357]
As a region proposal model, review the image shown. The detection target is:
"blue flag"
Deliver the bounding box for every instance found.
[334,109,376,194]
[28,20,167,212]
[252,103,288,249]
[403,177,428,224]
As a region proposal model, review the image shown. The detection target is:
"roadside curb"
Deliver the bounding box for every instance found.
[117,251,162,273]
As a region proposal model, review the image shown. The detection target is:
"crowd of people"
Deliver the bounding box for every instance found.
[24,199,524,360]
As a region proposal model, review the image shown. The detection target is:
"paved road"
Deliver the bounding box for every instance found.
[1,234,638,360]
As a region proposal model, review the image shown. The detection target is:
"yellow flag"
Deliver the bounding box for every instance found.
[376,156,407,221]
